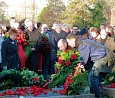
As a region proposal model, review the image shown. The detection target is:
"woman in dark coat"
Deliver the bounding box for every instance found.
[1,29,20,70]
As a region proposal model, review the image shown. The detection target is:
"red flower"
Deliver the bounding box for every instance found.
[64,83,68,88]
[58,57,63,64]
[23,42,27,46]
[52,90,58,93]
[58,90,63,95]
[33,77,39,82]
[59,89,67,95]
[6,89,13,95]
[107,83,115,88]
[70,54,77,60]
[0,93,2,96]
[66,74,71,80]
[55,69,58,74]
[32,93,38,97]
[65,60,70,66]
[43,91,47,95]
[63,89,67,94]
[42,36,47,41]
[65,50,69,53]
[100,85,104,89]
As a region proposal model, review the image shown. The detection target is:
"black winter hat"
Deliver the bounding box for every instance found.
[79,27,88,35]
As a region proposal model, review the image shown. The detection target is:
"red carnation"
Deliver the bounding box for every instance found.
[65,60,70,66]
[70,54,77,60]
[33,77,39,82]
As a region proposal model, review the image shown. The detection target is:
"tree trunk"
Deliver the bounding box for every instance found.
[110,7,115,26]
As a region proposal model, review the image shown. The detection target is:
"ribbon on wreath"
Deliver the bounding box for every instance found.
[38,52,43,71]
[17,44,26,69]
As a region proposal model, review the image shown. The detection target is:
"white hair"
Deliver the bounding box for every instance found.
[52,23,58,29]
[41,24,49,29]
[58,39,67,45]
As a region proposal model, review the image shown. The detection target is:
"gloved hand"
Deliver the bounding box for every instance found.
[3,66,7,70]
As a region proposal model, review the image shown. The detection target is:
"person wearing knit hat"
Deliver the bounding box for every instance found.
[79,27,88,35]
[79,27,89,40]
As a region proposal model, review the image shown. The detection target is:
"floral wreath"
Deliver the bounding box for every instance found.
[47,50,88,95]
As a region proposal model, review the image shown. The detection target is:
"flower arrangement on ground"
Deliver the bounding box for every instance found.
[0,69,46,90]
[47,50,88,95]
[101,71,115,88]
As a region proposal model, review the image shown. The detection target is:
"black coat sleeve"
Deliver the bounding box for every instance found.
[1,41,7,67]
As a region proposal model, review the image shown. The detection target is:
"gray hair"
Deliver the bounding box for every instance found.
[55,24,62,30]
[62,24,69,30]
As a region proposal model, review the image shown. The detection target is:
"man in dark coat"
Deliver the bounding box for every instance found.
[49,24,67,74]
[25,21,40,72]
[1,29,20,70]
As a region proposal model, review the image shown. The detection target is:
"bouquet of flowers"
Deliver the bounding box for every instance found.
[37,33,50,71]
[38,33,50,56]
[15,29,29,47]
[4,29,29,47]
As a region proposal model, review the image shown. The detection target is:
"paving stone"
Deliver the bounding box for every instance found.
[100,87,115,98]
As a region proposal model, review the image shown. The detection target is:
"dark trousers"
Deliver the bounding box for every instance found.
[0,63,3,72]
[88,69,100,98]
[42,55,50,81]
[50,57,56,74]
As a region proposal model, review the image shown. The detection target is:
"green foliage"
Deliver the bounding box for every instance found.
[61,0,106,28]
[0,69,20,90]
[38,7,48,22]
[67,72,88,95]
[37,0,65,27]
[102,72,115,86]
[48,66,74,88]
[88,0,106,28]
[19,69,46,86]
[0,69,46,90]
[24,43,32,59]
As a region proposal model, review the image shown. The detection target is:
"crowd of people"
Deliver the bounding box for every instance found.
[0,17,115,98]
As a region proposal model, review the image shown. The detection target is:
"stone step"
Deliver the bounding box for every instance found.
[100,87,115,98]
[0,94,96,98]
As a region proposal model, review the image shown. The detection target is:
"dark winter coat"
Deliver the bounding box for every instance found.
[1,37,20,69]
